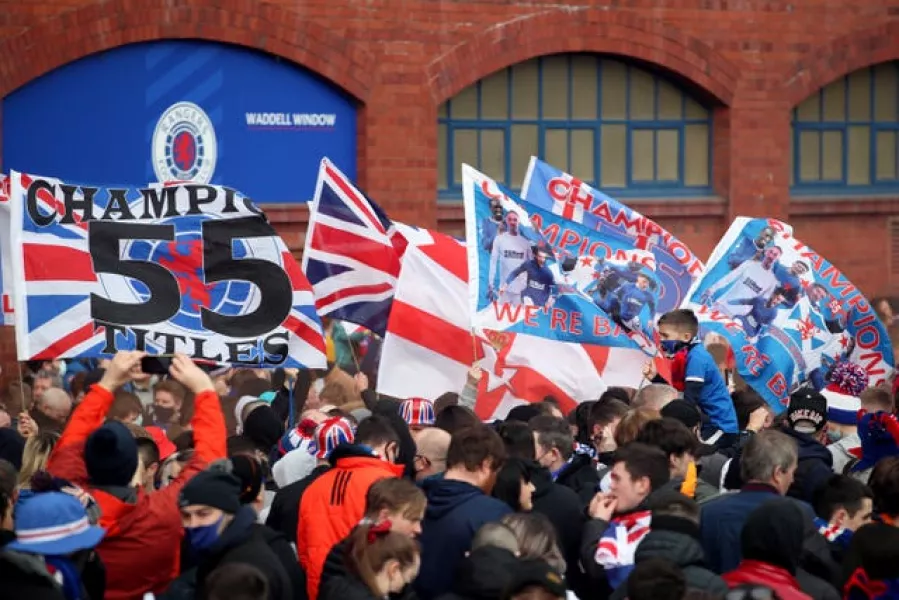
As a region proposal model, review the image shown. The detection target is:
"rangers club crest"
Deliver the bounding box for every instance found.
[152,101,217,184]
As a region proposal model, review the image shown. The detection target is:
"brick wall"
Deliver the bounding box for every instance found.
[0,0,898,371]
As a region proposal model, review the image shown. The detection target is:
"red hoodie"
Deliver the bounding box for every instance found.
[48,385,227,599]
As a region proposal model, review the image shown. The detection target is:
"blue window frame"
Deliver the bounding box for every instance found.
[437,54,714,200]
[792,62,899,194]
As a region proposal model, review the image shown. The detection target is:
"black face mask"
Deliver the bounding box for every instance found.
[153,406,176,424]
[660,339,692,358]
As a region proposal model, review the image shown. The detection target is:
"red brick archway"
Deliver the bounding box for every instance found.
[776,20,899,107]
[0,0,375,102]
[426,8,740,107]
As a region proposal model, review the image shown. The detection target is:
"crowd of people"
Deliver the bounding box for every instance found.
[0,312,898,600]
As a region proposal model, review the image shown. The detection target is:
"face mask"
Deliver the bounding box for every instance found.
[132,414,143,427]
[826,429,843,443]
[57,362,67,378]
[660,339,689,358]
[186,516,223,552]
[154,406,175,424]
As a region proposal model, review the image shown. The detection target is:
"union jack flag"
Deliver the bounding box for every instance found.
[10,172,326,367]
[10,172,110,358]
[303,160,402,335]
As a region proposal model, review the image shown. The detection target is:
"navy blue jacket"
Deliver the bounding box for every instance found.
[700,483,837,583]
[415,479,512,600]
[701,484,790,574]
[782,428,834,504]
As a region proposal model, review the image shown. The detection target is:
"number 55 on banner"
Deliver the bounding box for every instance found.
[8,171,327,368]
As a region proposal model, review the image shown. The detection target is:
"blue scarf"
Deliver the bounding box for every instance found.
[573,442,596,459]
[813,517,854,549]
[45,556,84,600]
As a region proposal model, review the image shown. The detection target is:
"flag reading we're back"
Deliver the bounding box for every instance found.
[463,165,659,355]
[683,217,893,411]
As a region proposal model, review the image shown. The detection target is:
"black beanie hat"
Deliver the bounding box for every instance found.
[660,400,702,430]
[741,498,804,574]
[0,428,25,471]
[242,405,284,453]
[230,454,264,505]
[506,404,542,424]
[179,469,242,514]
[85,421,138,486]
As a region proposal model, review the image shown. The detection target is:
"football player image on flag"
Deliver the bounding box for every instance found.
[463,164,659,354]
[520,157,703,312]
[684,217,894,412]
[8,171,327,368]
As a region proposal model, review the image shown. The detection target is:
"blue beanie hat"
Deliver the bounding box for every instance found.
[84,421,138,486]
[852,410,899,473]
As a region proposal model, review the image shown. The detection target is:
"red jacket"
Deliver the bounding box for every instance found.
[298,448,404,599]
[48,385,227,600]
[723,560,812,600]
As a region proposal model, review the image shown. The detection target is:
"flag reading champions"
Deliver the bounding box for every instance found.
[9,171,326,367]
[463,165,658,355]
[521,157,703,312]
[683,217,894,411]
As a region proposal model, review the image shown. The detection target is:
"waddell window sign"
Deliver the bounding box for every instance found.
[2,40,357,203]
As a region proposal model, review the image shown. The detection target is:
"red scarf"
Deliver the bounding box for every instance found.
[668,348,689,391]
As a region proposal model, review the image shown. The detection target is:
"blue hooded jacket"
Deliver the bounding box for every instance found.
[415,478,512,600]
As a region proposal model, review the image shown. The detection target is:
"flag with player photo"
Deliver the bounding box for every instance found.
[521,157,704,312]
[463,164,659,355]
[8,171,326,367]
[377,230,656,420]
[683,217,894,412]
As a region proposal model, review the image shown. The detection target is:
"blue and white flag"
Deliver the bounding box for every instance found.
[683,217,894,412]
[9,171,327,368]
[521,157,703,313]
[463,165,659,355]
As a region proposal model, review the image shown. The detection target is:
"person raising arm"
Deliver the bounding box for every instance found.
[48,352,227,599]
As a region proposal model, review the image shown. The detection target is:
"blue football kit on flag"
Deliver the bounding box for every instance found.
[727,237,764,268]
[731,297,779,338]
[480,217,501,252]
[506,260,555,306]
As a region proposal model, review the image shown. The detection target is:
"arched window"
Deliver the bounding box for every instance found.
[791,62,899,193]
[437,54,713,199]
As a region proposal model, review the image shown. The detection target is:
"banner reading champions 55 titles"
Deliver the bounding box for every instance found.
[8,171,327,367]
[683,217,894,411]
[463,164,661,355]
